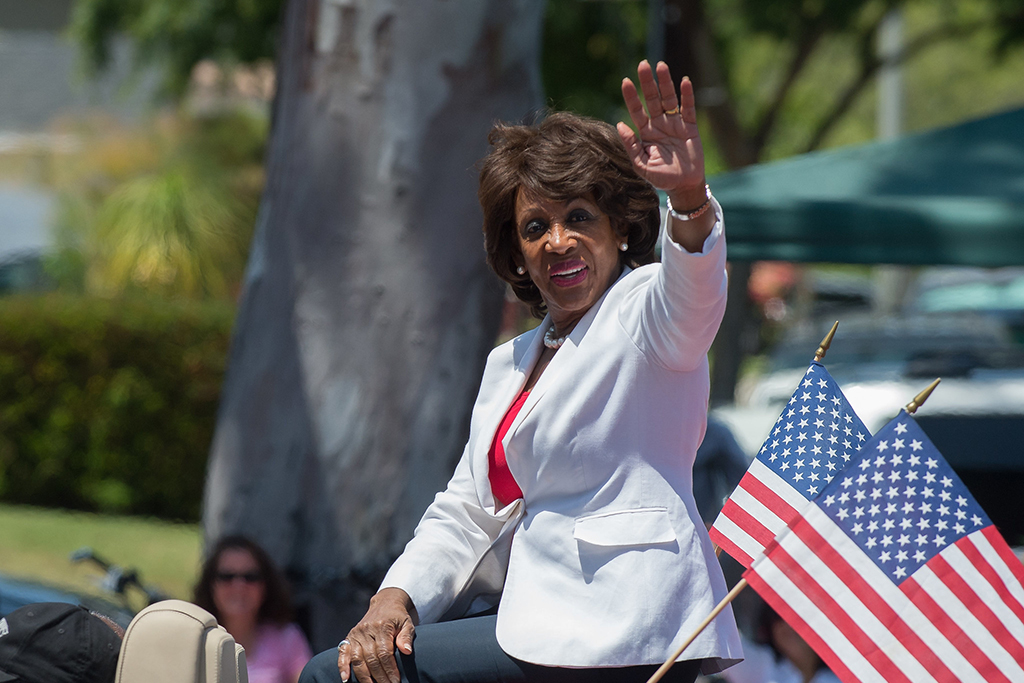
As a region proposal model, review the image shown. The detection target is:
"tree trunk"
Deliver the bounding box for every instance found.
[203,0,545,649]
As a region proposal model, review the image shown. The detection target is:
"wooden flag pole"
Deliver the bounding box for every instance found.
[645,579,749,683]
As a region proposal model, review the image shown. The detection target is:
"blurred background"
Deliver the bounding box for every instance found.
[1,0,1023,652]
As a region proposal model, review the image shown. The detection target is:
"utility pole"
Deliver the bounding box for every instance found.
[874,8,914,315]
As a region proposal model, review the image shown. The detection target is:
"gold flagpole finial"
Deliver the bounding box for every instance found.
[905,378,941,415]
[813,321,840,362]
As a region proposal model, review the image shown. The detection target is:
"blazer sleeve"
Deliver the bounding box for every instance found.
[618,197,728,372]
[379,444,508,624]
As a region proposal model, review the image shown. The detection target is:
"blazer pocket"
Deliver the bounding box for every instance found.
[573,507,677,547]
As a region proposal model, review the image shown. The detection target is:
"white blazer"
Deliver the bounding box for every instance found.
[382,203,743,673]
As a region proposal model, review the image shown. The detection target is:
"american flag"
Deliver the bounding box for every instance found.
[710,361,870,567]
[745,411,1024,683]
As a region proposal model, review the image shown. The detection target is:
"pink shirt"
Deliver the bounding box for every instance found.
[245,623,313,683]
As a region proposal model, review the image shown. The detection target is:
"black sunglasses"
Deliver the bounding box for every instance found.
[214,571,263,584]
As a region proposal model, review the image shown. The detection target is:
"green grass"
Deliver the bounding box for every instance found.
[0,503,202,612]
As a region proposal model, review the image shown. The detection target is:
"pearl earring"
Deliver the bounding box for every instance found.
[619,242,628,252]
[516,266,526,275]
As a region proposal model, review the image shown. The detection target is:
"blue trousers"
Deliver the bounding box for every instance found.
[299,615,702,683]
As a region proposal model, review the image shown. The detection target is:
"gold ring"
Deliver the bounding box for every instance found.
[664,106,680,115]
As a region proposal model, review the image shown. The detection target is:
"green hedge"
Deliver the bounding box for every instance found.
[0,295,233,521]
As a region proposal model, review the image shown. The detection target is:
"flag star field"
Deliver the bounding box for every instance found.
[710,361,872,568]
[759,363,870,499]
[818,415,990,583]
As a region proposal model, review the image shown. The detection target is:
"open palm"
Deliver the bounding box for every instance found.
[616,60,706,193]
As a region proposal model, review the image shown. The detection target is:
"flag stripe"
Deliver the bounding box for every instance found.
[706,512,756,567]
[710,460,803,567]
[792,506,987,682]
[746,556,885,683]
[744,458,809,513]
[766,534,924,683]
[914,562,1024,681]
[982,526,1024,583]
[744,574,865,683]
[942,545,1024,646]
[962,533,1024,629]
[977,527,1024,612]
[719,493,777,547]
[899,575,1011,683]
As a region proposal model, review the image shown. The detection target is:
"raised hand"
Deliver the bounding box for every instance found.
[616,60,705,195]
[618,60,714,252]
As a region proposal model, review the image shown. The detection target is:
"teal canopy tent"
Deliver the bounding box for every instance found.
[711,107,1024,266]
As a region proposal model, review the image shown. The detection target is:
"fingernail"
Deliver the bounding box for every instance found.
[341,674,348,682]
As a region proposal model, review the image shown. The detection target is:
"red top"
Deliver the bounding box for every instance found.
[488,390,528,507]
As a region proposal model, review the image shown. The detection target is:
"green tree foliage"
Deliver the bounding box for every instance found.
[70,0,1024,163]
[0,295,233,521]
[728,0,1024,157]
[539,0,1024,168]
[542,0,648,121]
[71,0,282,94]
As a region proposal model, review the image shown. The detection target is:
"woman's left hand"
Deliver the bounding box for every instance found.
[616,60,705,195]
[618,60,715,252]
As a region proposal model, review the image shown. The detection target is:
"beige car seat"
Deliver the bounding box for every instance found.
[115,600,247,683]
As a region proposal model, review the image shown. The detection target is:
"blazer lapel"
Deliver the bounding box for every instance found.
[504,307,591,443]
[503,266,631,445]
[471,318,547,508]
[511,315,548,378]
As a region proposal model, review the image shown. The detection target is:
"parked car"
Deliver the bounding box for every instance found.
[714,313,1024,546]
[910,266,1024,343]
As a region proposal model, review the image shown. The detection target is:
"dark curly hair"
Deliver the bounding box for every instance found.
[193,535,293,627]
[479,111,661,318]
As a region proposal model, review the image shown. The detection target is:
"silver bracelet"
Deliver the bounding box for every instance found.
[666,184,713,222]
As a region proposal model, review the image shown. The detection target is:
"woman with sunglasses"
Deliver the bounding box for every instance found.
[194,535,313,683]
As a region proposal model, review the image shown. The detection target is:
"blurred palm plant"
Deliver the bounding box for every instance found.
[87,164,247,297]
[47,110,264,299]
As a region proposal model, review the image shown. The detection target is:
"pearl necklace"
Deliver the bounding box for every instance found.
[543,325,568,350]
